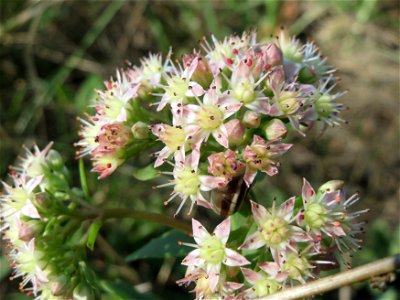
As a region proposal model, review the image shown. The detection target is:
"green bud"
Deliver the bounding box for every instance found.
[131,121,150,140]
[318,180,344,194]
[304,203,327,229]
[47,150,64,171]
[243,111,261,128]
[264,119,287,140]
[73,282,95,300]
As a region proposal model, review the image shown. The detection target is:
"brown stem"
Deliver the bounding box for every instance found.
[265,254,400,300]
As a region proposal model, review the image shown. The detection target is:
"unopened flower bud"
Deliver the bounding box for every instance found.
[262,43,283,67]
[51,275,68,296]
[73,282,95,300]
[243,111,261,128]
[278,91,301,115]
[304,203,328,229]
[32,192,48,210]
[47,150,64,171]
[96,122,131,154]
[182,54,213,88]
[131,121,149,140]
[18,221,37,242]
[264,119,287,140]
[225,119,245,146]
[318,180,344,194]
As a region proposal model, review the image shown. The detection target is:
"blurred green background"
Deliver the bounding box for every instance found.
[0,0,399,299]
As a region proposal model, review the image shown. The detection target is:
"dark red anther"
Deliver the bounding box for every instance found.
[247,59,253,67]
[226,58,234,65]
[265,64,271,70]
[233,49,239,55]
[106,163,112,168]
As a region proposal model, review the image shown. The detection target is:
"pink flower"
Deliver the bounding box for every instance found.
[207,150,245,184]
[242,135,292,187]
[155,155,227,216]
[181,218,249,292]
[177,267,243,299]
[185,83,242,150]
[157,57,205,111]
[298,179,368,256]
[240,265,286,298]
[1,174,42,220]
[95,122,131,154]
[239,200,310,263]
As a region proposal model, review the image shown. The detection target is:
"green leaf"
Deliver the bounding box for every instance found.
[86,220,102,251]
[132,164,159,181]
[79,158,90,199]
[125,229,191,262]
[100,280,161,300]
[0,255,11,281]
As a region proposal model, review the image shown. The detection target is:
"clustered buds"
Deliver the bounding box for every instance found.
[1,144,99,299]
[178,179,367,299]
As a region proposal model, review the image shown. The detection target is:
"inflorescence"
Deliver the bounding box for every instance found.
[2,28,366,300]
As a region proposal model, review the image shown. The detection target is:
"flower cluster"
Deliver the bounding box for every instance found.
[76,29,347,217]
[178,179,367,299]
[1,144,99,299]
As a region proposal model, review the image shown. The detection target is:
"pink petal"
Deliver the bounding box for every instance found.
[207,270,220,292]
[196,198,212,209]
[243,168,257,187]
[280,197,295,222]
[199,175,227,190]
[213,218,231,244]
[241,267,263,284]
[154,147,171,167]
[27,176,43,193]
[191,218,210,244]
[269,143,293,156]
[224,248,250,266]
[225,281,243,290]
[181,248,202,266]
[263,165,279,176]
[250,200,270,224]
[330,224,346,237]
[239,231,265,250]
[259,262,280,277]
[212,126,229,148]
[290,226,311,242]
[21,203,40,219]
[302,178,316,206]
[186,82,205,97]
[289,116,305,137]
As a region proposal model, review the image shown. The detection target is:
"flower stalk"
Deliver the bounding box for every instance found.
[264,254,400,300]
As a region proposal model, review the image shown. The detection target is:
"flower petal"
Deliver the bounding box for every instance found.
[302,178,316,206]
[213,217,231,244]
[280,196,295,222]
[224,248,250,266]
[241,267,263,285]
[191,218,210,244]
[250,200,270,224]
[239,231,265,250]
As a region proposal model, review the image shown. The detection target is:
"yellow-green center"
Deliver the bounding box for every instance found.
[174,167,200,196]
[304,202,328,229]
[200,236,225,265]
[261,216,289,246]
[232,79,255,104]
[163,126,186,150]
[197,105,224,130]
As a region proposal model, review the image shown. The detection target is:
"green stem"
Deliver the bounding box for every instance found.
[76,208,191,235]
